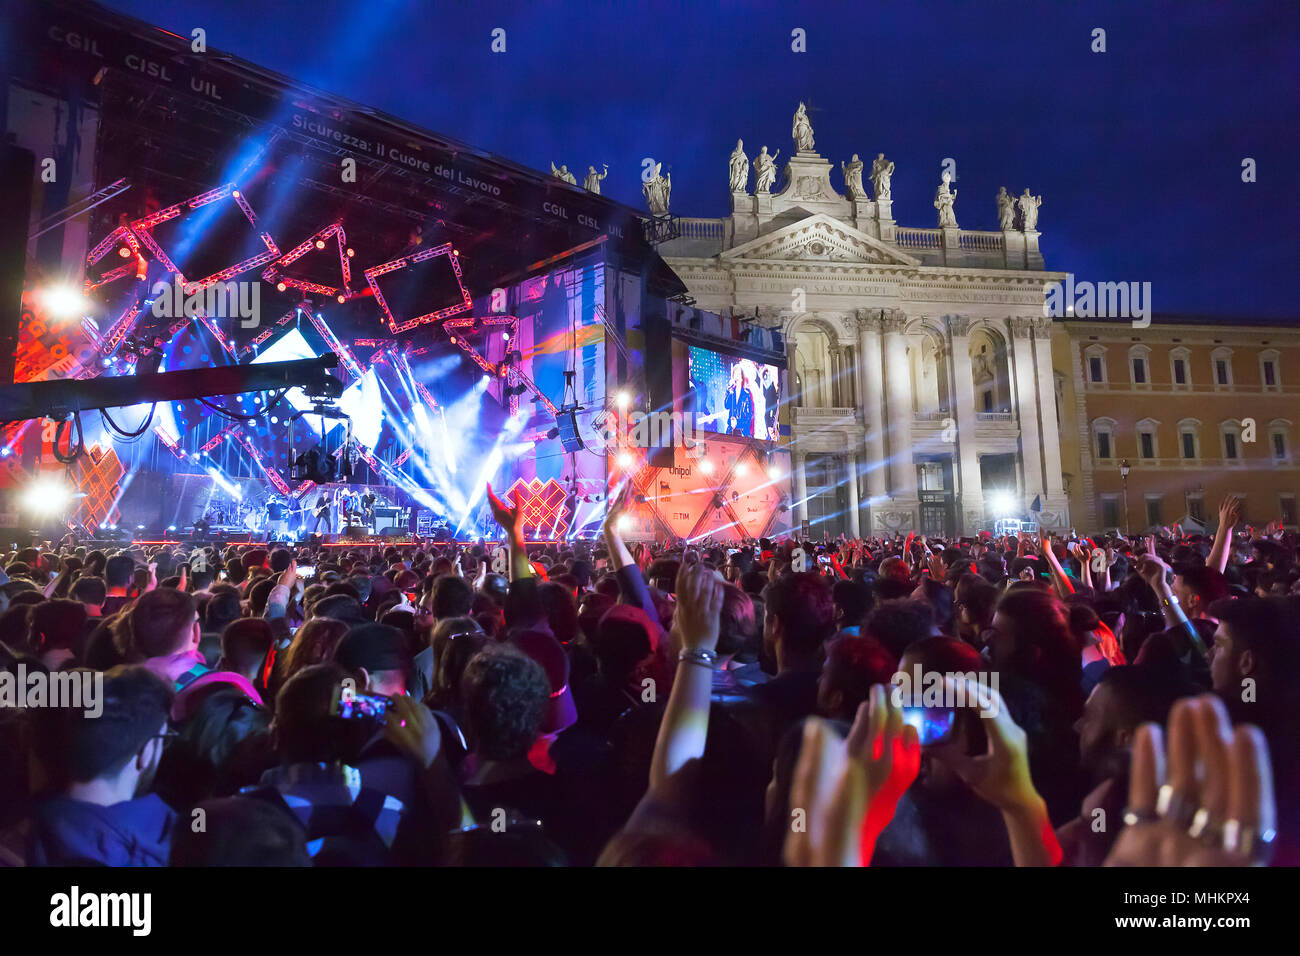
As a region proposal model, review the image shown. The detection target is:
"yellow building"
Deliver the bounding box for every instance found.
[1054,315,1300,533]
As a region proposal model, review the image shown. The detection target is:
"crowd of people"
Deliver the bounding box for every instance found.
[0,488,1294,867]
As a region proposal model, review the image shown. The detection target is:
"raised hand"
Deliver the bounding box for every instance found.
[672,559,724,654]
[486,482,524,538]
[1219,495,1241,529]
[784,685,921,867]
[1105,695,1276,867]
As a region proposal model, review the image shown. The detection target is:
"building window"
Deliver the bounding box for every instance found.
[1178,419,1200,461]
[1225,433,1238,459]
[1212,348,1234,388]
[1101,495,1119,529]
[1270,422,1292,462]
[1187,494,1205,523]
[1085,346,1107,385]
[1169,347,1192,391]
[1282,496,1298,529]
[1136,418,1159,459]
[1129,346,1151,388]
[982,389,993,412]
[1259,350,1281,391]
[1145,497,1163,528]
[1097,432,1111,460]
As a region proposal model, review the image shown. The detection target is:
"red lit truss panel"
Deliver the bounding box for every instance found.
[262,221,355,299]
[130,183,280,290]
[364,243,472,334]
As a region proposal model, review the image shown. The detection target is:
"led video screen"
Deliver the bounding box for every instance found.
[686,345,781,442]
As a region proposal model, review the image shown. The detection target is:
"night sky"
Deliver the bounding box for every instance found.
[101,0,1300,321]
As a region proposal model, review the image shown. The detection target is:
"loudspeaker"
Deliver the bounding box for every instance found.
[378,526,405,537]
[555,407,584,453]
[0,145,35,385]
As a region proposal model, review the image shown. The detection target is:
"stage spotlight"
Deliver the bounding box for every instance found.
[449,335,458,345]
[617,452,633,469]
[502,331,511,341]
[990,491,1017,516]
[615,390,630,409]
[546,427,560,440]
[39,284,89,320]
[735,462,748,477]
[768,464,782,479]
[232,190,241,198]
[346,248,355,258]
[276,281,287,292]
[336,294,345,303]
[167,525,177,532]
[616,515,631,531]
[20,476,71,514]
[118,246,131,258]
[315,239,326,249]
[700,459,714,475]
[136,524,145,531]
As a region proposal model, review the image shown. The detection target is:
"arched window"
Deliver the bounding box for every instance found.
[1177,418,1201,461]
[1169,346,1192,390]
[1136,417,1160,459]
[1083,343,1107,386]
[1129,345,1151,388]
[1211,347,1234,389]
[1092,417,1117,461]
[1259,350,1282,391]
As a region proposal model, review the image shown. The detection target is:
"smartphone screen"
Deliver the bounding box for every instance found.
[901,706,956,747]
[331,685,390,721]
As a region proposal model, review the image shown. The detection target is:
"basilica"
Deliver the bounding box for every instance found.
[657,107,1069,537]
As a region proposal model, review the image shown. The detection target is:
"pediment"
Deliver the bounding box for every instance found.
[720,214,919,267]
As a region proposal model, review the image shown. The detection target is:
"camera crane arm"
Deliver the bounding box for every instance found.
[0,354,342,423]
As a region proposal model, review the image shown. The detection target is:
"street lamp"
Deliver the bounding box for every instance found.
[1119,458,1131,534]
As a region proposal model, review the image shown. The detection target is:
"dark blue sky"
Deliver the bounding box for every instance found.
[104,0,1300,320]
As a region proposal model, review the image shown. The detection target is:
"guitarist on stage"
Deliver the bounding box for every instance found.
[311,493,331,534]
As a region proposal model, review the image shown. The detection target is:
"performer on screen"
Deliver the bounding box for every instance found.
[761,365,779,440]
[725,363,755,437]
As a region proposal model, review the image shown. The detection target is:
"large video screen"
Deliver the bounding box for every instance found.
[686,345,781,441]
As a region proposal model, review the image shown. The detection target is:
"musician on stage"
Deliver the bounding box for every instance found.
[265,497,288,539]
[361,490,377,531]
[311,493,331,534]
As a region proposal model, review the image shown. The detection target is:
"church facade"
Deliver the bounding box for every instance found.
[656,109,1070,537]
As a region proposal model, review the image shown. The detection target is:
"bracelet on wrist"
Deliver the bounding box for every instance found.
[678,648,718,669]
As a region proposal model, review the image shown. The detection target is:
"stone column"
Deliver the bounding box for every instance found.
[883,309,918,501]
[828,346,841,407]
[1032,317,1065,499]
[1010,316,1044,507]
[793,452,810,525]
[947,315,984,533]
[855,310,888,507]
[846,451,861,537]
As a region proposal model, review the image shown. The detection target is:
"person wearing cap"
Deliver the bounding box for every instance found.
[332,622,431,807]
